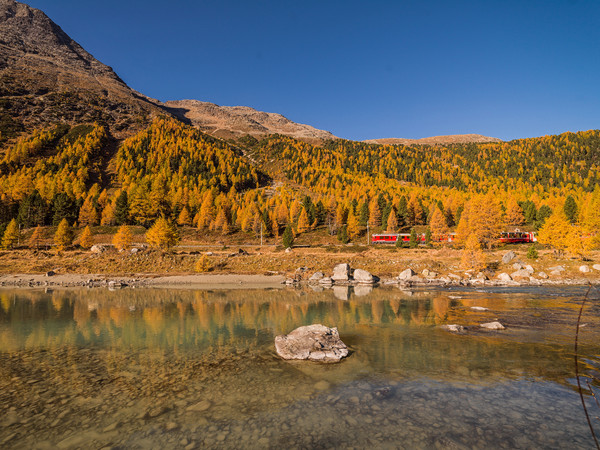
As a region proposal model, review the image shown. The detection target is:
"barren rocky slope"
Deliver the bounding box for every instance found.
[164,99,336,142]
[0,0,165,136]
[365,134,502,145]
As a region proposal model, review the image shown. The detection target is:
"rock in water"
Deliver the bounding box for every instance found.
[331,263,350,282]
[398,268,416,280]
[275,324,348,362]
[353,268,377,284]
[480,321,505,330]
[441,324,466,333]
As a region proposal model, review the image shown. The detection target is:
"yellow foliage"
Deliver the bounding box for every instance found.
[112,225,133,251]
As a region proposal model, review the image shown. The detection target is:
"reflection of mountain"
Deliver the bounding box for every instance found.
[1,287,598,391]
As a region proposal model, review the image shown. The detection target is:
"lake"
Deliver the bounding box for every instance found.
[0,285,599,449]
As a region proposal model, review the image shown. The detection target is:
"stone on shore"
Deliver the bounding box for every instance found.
[275,324,348,362]
[470,306,488,311]
[90,244,107,253]
[579,265,591,273]
[593,264,600,271]
[480,321,505,330]
[398,269,416,280]
[537,271,548,279]
[309,272,325,283]
[353,268,377,284]
[502,251,516,264]
[511,269,531,280]
[497,273,512,282]
[331,263,351,282]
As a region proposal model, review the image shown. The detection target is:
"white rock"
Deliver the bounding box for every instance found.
[579,265,591,273]
[285,247,293,253]
[502,251,516,264]
[441,324,466,333]
[548,265,565,272]
[593,264,600,271]
[309,272,325,282]
[537,272,549,279]
[511,269,532,279]
[448,273,461,280]
[90,244,106,253]
[275,324,348,362]
[480,321,505,330]
[398,268,416,280]
[524,265,534,273]
[470,306,489,311]
[422,269,430,277]
[332,263,351,281]
[353,268,376,284]
[512,262,523,270]
[476,272,488,281]
[497,273,512,281]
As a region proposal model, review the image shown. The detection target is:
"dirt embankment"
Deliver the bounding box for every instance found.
[0,246,598,288]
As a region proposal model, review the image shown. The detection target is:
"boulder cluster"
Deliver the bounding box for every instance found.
[305,264,379,286]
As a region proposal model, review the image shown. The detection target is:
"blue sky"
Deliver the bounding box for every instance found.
[25,0,600,141]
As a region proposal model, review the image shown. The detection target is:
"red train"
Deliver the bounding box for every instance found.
[371,230,536,245]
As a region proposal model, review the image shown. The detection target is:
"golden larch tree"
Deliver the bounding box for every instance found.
[28,225,44,249]
[79,226,94,249]
[1,219,20,249]
[296,208,310,234]
[429,207,449,241]
[504,196,524,226]
[113,225,133,251]
[54,219,73,251]
[146,217,180,251]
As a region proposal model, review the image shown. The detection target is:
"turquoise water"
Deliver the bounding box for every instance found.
[0,286,598,449]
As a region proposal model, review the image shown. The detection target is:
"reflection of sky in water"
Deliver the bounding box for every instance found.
[0,286,598,448]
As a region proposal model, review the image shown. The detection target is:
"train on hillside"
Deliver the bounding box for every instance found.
[371,230,536,245]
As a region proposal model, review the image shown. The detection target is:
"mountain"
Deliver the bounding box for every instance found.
[0,0,165,137]
[164,99,336,143]
[364,134,502,145]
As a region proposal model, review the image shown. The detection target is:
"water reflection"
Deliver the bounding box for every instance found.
[0,286,598,449]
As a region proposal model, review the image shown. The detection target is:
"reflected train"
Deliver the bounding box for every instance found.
[371,230,536,245]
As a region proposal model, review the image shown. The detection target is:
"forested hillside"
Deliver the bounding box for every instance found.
[0,117,599,255]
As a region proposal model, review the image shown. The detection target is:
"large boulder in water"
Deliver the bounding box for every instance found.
[331,263,350,282]
[275,324,348,363]
[353,268,378,284]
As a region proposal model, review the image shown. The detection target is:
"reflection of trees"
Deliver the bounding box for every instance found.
[0,287,598,391]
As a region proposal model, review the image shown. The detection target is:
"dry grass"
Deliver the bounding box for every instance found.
[0,241,598,281]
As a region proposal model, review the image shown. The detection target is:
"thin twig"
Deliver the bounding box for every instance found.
[586,380,600,414]
[575,283,600,449]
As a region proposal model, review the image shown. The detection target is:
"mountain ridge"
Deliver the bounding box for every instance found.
[163,99,336,143]
[364,134,502,145]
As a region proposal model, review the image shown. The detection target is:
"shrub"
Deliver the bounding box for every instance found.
[527,244,538,260]
[194,255,213,272]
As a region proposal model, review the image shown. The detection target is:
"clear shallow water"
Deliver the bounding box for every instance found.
[0,286,599,449]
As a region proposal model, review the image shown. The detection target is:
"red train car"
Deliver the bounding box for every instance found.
[371,230,535,245]
[498,230,536,244]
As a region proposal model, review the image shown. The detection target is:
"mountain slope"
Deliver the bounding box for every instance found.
[164,99,336,143]
[0,0,165,137]
[364,134,502,145]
